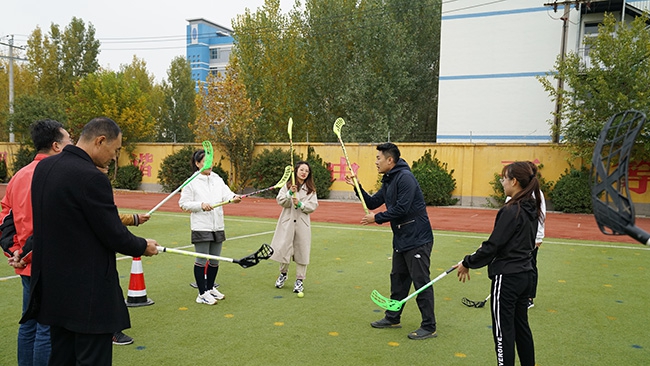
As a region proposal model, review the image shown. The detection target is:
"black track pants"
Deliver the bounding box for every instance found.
[490,272,535,366]
[385,241,435,332]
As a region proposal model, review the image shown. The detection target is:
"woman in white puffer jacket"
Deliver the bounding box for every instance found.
[179,149,241,305]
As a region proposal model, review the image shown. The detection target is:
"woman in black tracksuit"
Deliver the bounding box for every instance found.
[455,161,543,366]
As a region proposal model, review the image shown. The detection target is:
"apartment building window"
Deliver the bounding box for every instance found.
[581,22,600,66]
[210,47,231,62]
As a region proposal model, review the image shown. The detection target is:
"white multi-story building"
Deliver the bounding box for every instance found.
[437,0,650,143]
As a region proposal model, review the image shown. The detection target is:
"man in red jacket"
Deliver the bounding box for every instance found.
[1,119,73,366]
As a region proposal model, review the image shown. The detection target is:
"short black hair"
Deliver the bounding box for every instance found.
[30,119,64,152]
[79,117,121,142]
[376,142,400,162]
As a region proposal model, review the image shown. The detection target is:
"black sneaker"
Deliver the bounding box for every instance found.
[112,331,134,345]
[370,318,402,329]
[407,328,437,340]
[527,299,534,309]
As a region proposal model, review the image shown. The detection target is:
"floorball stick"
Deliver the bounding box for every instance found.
[212,165,292,208]
[288,117,295,186]
[333,118,369,214]
[157,243,273,268]
[371,264,458,311]
[591,110,650,245]
[462,294,490,308]
[147,141,214,215]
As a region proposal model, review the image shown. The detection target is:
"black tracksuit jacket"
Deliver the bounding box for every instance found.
[357,159,433,252]
[462,198,537,278]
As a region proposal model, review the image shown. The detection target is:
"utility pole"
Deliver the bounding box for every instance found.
[8,35,14,143]
[0,35,27,143]
[543,1,587,143]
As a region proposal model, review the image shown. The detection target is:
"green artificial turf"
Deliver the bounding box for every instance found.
[1,210,649,365]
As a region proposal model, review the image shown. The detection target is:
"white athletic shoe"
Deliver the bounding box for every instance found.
[196,292,217,305]
[210,287,225,300]
[293,279,304,293]
[275,273,288,288]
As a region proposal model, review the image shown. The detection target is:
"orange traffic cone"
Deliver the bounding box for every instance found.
[125,257,154,307]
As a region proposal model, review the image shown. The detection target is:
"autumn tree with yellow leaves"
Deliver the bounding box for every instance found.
[192,58,261,190]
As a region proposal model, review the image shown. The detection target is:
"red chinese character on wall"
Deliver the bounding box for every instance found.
[328,156,359,181]
[628,161,649,194]
[132,153,154,177]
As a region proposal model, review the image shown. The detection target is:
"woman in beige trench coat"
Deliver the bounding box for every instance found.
[270,161,319,293]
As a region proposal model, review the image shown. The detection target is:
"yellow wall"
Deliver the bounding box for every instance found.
[1,142,648,209]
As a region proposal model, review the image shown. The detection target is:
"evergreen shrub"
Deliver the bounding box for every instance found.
[549,165,592,213]
[411,149,458,206]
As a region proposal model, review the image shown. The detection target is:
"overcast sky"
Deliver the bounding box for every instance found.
[0,0,295,82]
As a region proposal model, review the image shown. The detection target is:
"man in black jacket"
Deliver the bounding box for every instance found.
[345,142,436,340]
[22,117,159,365]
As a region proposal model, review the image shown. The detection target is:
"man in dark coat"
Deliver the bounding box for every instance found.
[22,117,159,365]
[344,142,436,340]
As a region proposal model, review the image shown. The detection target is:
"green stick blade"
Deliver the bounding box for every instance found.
[201,141,214,171]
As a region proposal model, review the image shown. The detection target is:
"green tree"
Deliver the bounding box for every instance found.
[158,56,196,142]
[302,0,359,141]
[233,0,441,143]
[192,58,261,190]
[66,69,156,146]
[26,17,100,96]
[539,13,650,162]
[7,94,67,143]
[233,0,308,142]
[0,61,38,141]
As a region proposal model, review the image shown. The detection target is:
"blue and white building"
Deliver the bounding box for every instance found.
[437,0,650,143]
[186,18,233,90]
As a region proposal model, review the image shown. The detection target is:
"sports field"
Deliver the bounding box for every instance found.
[1,209,649,365]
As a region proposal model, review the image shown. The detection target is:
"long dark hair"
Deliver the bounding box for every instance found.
[288,161,316,194]
[502,161,544,223]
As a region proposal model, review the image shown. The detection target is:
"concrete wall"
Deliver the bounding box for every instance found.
[2,142,647,214]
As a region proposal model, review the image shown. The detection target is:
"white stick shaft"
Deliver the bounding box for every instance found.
[158,246,234,263]
[147,171,200,215]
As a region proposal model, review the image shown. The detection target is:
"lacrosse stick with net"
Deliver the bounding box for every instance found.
[591,110,650,245]
[157,243,273,268]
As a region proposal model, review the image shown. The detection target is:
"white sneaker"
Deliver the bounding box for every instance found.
[209,287,225,300]
[196,292,217,305]
[275,273,288,288]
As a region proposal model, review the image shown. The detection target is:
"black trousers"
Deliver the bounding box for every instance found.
[385,241,435,332]
[490,272,535,366]
[48,325,112,366]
